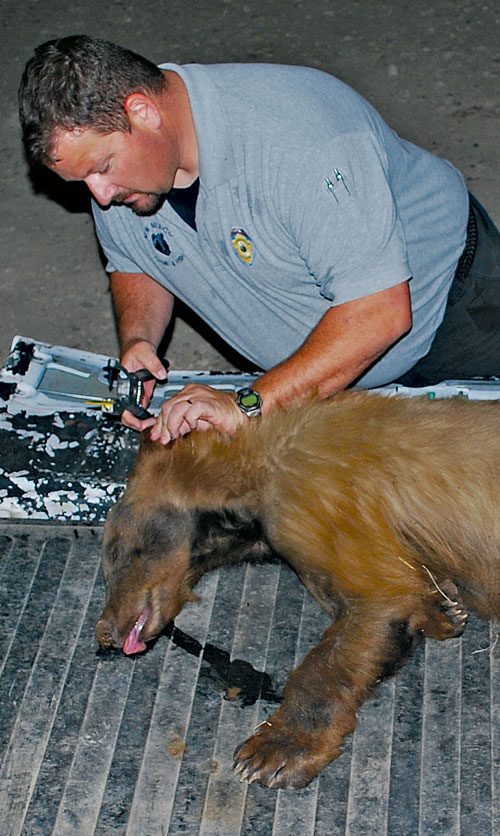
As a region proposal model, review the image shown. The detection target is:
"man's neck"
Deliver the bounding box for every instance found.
[161,69,199,188]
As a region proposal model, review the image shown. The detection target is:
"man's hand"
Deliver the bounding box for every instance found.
[149,383,249,444]
[109,271,174,430]
[120,338,168,431]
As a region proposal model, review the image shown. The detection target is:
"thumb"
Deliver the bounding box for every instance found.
[134,345,168,380]
[149,358,168,380]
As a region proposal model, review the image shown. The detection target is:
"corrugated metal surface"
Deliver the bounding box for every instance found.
[0,524,498,835]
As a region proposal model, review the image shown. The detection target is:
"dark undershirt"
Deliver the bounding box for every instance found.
[166,178,199,230]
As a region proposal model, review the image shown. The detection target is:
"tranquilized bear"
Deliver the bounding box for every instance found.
[94,390,500,790]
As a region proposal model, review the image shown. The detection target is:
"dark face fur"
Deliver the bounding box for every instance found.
[95,500,197,654]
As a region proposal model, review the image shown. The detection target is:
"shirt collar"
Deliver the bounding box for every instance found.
[158,62,238,191]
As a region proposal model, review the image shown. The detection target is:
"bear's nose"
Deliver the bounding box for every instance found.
[95,616,122,649]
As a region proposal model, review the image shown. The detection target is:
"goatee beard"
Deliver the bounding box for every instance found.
[114,193,168,216]
[131,194,168,216]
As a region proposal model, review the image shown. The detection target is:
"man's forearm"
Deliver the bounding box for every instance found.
[253,281,412,412]
[110,271,174,352]
[136,279,412,442]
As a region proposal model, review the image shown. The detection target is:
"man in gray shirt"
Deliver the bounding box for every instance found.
[19,36,500,441]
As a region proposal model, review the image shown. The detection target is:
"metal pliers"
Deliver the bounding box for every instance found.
[102,363,157,419]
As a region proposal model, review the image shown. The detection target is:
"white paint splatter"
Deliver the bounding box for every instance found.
[0,415,46,443]
[45,434,64,457]
[43,494,81,517]
[9,473,36,493]
[0,496,48,519]
[82,483,109,504]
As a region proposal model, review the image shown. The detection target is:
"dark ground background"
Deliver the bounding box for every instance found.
[2,0,499,369]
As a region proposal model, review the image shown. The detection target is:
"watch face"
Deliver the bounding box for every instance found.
[240,391,260,408]
[236,388,262,416]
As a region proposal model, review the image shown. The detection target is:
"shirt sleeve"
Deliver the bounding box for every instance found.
[284,132,412,304]
[91,200,145,274]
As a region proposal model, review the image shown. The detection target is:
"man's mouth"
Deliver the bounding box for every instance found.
[111,192,139,205]
[123,607,150,655]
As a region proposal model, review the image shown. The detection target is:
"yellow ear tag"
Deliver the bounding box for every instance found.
[231,228,254,265]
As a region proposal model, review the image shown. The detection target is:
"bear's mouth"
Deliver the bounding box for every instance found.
[123,607,150,655]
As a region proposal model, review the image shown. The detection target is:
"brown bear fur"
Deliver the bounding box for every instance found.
[96,391,500,789]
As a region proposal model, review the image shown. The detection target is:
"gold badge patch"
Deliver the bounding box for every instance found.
[231,228,254,265]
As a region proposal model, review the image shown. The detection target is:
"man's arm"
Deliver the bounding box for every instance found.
[254,279,412,409]
[148,280,412,443]
[110,271,174,429]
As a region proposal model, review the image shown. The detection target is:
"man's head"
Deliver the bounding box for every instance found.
[18,35,199,215]
[19,35,166,167]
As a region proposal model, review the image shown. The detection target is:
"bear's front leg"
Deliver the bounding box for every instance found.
[233,603,400,789]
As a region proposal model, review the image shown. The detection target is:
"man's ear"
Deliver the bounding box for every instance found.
[124,93,162,130]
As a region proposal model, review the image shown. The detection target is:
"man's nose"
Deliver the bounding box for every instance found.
[84,174,116,206]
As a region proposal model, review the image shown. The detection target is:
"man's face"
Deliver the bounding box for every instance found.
[50,124,178,216]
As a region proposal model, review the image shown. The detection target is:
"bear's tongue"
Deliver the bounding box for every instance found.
[123,608,149,655]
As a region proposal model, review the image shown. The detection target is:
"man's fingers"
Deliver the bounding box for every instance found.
[141,377,157,406]
[118,341,168,426]
[146,358,168,380]
[149,399,189,443]
[121,340,168,380]
[148,398,199,443]
[121,409,156,432]
[144,384,249,445]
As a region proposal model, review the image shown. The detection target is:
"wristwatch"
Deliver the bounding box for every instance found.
[235,387,263,417]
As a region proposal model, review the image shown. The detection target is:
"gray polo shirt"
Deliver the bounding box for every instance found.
[92,62,468,386]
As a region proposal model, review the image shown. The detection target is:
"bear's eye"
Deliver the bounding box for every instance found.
[107,544,120,565]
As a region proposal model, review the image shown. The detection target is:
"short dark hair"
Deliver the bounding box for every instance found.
[19,34,167,165]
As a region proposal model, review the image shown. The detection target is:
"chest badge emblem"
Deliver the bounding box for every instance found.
[231,228,254,265]
[151,232,171,256]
